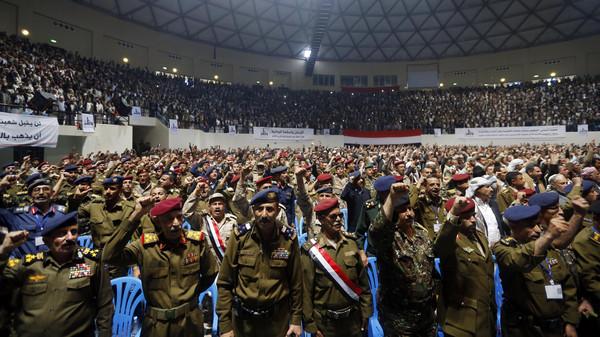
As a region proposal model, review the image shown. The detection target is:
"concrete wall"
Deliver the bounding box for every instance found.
[5,0,600,91]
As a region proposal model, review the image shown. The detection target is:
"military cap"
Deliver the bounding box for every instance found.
[564,179,597,196]
[256,162,266,168]
[150,197,182,217]
[314,198,339,214]
[589,200,600,215]
[316,186,333,194]
[196,175,209,184]
[374,175,402,193]
[2,161,18,169]
[451,173,471,182]
[190,164,202,177]
[519,188,536,198]
[28,178,51,192]
[73,176,94,185]
[63,164,78,172]
[121,156,131,163]
[444,197,476,215]
[102,176,124,186]
[255,176,274,188]
[25,173,42,186]
[122,175,134,181]
[344,159,354,166]
[270,166,288,175]
[250,187,280,206]
[81,159,93,166]
[316,173,333,183]
[349,170,361,180]
[528,192,559,209]
[364,162,374,169]
[208,192,226,203]
[504,205,541,225]
[37,161,49,169]
[41,211,78,236]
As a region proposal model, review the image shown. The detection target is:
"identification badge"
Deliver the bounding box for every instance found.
[35,236,44,246]
[434,222,442,233]
[545,284,563,300]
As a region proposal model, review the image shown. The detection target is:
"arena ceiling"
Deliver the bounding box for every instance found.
[74,0,600,62]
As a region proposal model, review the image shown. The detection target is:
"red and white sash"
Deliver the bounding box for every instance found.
[205,215,226,262]
[308,241,362,302]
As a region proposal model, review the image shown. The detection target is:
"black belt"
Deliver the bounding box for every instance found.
[318,305,355,320]
[233,296,281,319]
[146,300,198,321]
[504,307,563,330]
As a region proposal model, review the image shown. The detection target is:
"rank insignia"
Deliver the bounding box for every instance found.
[7,258,19,268]
[547,258,559,266]
[591,232,600,245]
[27,274,47,283]
[462,247,474,254]
[272,248,290,260]
[69,263,92,279]
[184,252,199,265]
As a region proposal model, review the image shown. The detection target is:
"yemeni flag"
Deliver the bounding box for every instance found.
[343,129,422,145]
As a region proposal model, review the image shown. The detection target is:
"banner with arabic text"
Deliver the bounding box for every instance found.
[455,125,566,139]
[253,127,314,141]
[0,112,59,148]
[343,129,422,145]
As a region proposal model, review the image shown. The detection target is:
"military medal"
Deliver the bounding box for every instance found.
[184,252,199,265]
[272,248,290,260]
[69,263,92,279]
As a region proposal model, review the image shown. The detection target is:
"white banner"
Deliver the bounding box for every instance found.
[253,127,314,141]
[228,125,236,134]
[169,119,178,132]
[455,125,566,139]
[434,128,442,137]
[323,129,330,135]
[0,112,59,148]
[578,124,588,136]
[131,106,142,118]
[81,113,95,133]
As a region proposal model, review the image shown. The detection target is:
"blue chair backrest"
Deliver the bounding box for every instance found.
[111,276,146,337]
[341,208,348,230]
[182,219,191,230]
[297,216,304,236]
[77,235,94,249]
[366,257,383,337]
[494,261,503,337]
[298,232,308,247]
[199,280,219,336]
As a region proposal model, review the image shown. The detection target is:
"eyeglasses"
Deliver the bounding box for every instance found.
[327,213,344,221]
[31,186,51,193]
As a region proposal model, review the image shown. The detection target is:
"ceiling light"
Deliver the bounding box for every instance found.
[122,57,129,63]
[256,81,260,84]
[533,74,539,78]
[269,81,274,86]
[550,72,556,77]
[21,29,30,36]
[303,48,312,59]
[162,66,167,70]
[172,68,178,73]
[439,83,444,87]
[50,39,57,44]
[500,78,506,83]
[452,82,457,86]
[214,75,219,80]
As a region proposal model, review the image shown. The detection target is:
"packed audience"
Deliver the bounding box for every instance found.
[1,142,600,336]
[1,33,600,133]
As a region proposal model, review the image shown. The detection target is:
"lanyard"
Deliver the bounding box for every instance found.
[539,258,555,285]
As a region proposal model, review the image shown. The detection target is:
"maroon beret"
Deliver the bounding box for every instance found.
[123,175,134,181]
[230,174,240,184]
[256,176,273,187]
[451,173,471,182]
[316,173,333,183]
[444,197,476,215]
[519,188,536,197]
[314,198,339,214]
[150,197,182,217]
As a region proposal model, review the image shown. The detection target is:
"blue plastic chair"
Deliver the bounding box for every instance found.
[297,216,304,235]
[341,208,349,230]
[493,260,503,337]
[298,232,308,247]
[366,257,383,337]
[199,280,219,337]
[182,219,191,230]
[111,276,145,337]
[77,235,94,249]
[363,232,368,252]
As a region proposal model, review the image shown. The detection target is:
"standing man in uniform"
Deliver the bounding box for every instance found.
[102,196,219,336]
[0,212,113,337]
[414,176,447,239]
[270,166,296,227]
[369,182,436,337]
[217,188,303,337]
[301,198,372,337]
[493,205,579,337]
[434,197,496,337]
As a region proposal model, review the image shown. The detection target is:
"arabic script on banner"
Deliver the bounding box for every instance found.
[0,112,59,148]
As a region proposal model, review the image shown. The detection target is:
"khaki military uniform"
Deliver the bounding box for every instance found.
[355,198,379,255]
[497,187,516,213]
[187,211,237,262]
[134,181,154,197]
[79,199,135,248]
[369,211,436,336]
[572,226,600,333]
[0,247,113,337]
[54,180,75,206]
[414,196,447,240]
[102,219,219,337]
[216,221,303,337]
[493,237,579,337]
[67,193,103,234]
[434,219,496,337]
[301,233,372,337]
[2,182,28,208]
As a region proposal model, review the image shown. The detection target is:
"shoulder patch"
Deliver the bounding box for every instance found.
[302,239,315,252]
[235,223,252,236]
[500,236,518,247]
[23,252,45,265]
[590,231,600,245]
[225,213,238,220]
[365,199,377,209]
[7,258,21,268]
[186,230,204,242]
[281,225,296,240]
[141,233,159,246]
[342,231,358,240]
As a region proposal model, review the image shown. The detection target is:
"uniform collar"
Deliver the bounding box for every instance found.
[159,233,187,251]
[317,232,347,249]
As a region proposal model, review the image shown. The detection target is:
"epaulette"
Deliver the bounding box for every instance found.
[235,223,252,236]
[141,233,159,246]
[3,193,10,199]
[500,236,518,247]
[23,252,45,265]
[186,230,204,242]
[13,206,30,214]
[302,238,317,252]
[365,199,377,209]
[77,247,100,260]
[225,213,237,220]
[590,231,600,246]
[16,191,28,196]
[54,205,67,213]
[281,225,296,240]
[7,257,21,268]
[342,231,358,240]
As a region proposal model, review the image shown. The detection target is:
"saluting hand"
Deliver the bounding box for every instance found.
[571,196,589,215]
[0,230,29,256]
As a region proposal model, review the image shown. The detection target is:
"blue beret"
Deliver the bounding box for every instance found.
[190,164,202,177]
[25,173,42,186]
[349,170,361,180]
[41,212,78,236]
[528,192,559,209]
[2,161,18,169]
[205,166,218,176]
[374,175,400,193]
[270,166,288,175]
[250,187,281,206]
[63,164,78,172]
[74,176,94,185]
[504,205,541,224]
[316,186,333,194]
[564,180,597,196]
[103,176,123,186]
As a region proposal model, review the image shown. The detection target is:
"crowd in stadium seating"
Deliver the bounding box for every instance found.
[1,33,600,133]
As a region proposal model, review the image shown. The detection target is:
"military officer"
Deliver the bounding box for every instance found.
[0,212,113,337]
[270,166,296,227]
[497,171,525,213]
[216,188,303,337]
[572,200,600,335]
[369,182,436,337]
[301,198,372,337]
[67,175,102,234]
[102,196,219,337]
[0,175,66,258]
[434,197,496,337]
[53,164,79,206]
[414,176,447,239]
[493,205,579,337]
